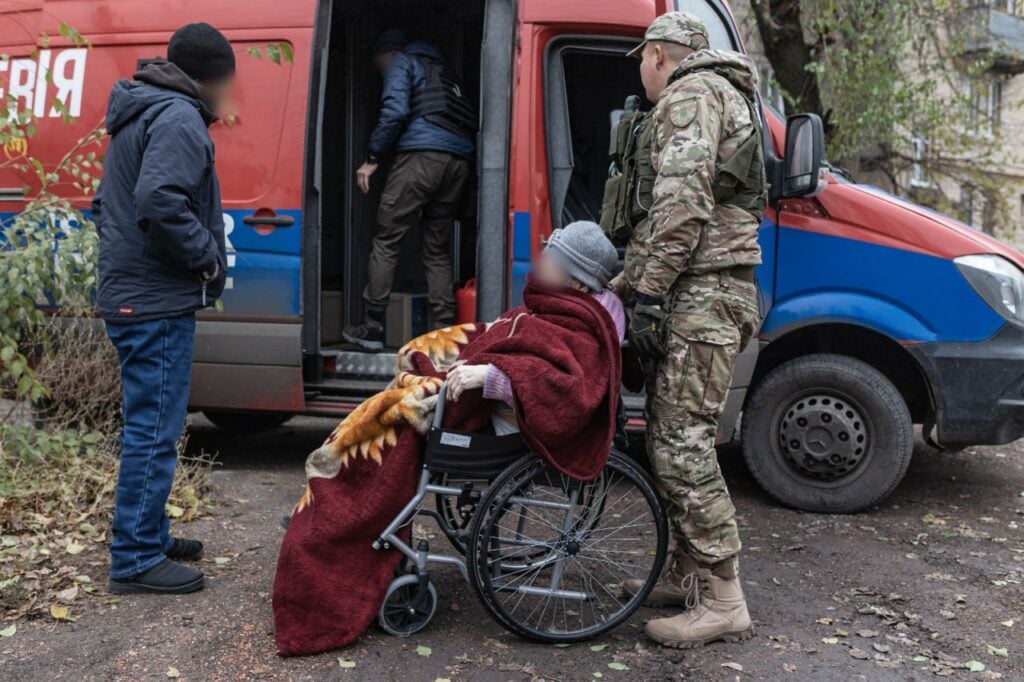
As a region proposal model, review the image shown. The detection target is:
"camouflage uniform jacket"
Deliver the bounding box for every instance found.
[631,49,764,299]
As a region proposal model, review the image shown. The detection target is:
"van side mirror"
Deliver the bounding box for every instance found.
[782,113,825,198]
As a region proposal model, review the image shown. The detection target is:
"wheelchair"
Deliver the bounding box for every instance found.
[373,382,668,643]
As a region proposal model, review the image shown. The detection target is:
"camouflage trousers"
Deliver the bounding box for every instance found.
[643,272,760,566]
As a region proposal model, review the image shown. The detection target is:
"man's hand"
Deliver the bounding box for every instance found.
[447,364,490,402]
[629,303,668,359]
[356,161,379,194]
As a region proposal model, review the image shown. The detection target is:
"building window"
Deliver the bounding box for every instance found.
[959,185,983,229]
[966,77,1003,133]
[1001,0,1024,17]
[909,135,930,187]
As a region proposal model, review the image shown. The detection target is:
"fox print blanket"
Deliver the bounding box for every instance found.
[272,281,621,655]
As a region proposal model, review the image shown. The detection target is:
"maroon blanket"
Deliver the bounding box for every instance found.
[272,280,621,656]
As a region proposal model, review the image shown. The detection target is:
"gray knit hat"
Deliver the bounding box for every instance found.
[544,221,619,292]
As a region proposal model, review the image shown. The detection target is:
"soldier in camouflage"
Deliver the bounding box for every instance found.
[612,12,766,649]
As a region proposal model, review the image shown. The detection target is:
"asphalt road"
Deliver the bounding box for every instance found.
[2,415,1022,681]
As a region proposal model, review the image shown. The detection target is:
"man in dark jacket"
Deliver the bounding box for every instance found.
[345,30,475,350]
[93,23,233,594]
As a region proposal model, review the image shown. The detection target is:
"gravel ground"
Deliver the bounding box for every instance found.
[2,415,1022,681]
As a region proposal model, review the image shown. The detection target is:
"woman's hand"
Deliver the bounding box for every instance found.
[446,364,490,402]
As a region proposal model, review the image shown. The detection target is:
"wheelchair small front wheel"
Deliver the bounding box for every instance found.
[378,574,438,637]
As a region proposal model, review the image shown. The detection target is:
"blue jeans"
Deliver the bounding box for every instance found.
[105,313,195,579]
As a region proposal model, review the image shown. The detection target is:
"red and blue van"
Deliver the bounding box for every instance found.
[6,0,1024,512]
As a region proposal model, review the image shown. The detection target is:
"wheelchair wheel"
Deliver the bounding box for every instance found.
[378,574,438,637]
[468,451,667,643]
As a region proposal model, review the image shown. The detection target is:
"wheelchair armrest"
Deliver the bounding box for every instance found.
[432,381,449,430]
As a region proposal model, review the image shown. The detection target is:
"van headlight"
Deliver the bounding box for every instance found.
[955,254,1024,326]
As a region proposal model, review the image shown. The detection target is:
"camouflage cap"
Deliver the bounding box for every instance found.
[627,11,710,58]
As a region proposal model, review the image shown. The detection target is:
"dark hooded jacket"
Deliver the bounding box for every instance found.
[367,41,474,159]
[93,60,227,323]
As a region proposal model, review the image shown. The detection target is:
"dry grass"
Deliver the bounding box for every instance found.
[0,319,213,622]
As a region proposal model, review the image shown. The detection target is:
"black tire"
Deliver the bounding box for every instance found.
[202,410,292,434]
[741,353,913,513]
[467,451,667,643]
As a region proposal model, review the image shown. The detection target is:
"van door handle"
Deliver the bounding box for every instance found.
[243,214,295,228]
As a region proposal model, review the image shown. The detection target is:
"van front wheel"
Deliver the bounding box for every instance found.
[741,354,913,513]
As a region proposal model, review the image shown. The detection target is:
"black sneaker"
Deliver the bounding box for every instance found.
[342,319,385,351]
[109,558,205,595]
[165,537,204,562]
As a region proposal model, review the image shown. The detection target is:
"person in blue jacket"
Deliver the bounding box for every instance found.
[345,29,476,350]
[93,23,234,594]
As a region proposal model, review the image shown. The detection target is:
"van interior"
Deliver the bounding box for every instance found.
[318,0,484,353]
[310,0,644,391]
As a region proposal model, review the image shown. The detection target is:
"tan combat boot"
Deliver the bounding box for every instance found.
[621,551,702,608]
[644,558,754,648]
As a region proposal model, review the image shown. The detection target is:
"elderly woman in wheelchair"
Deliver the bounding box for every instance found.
[273,221,668,655]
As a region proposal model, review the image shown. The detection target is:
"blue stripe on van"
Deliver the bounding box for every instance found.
[762,226,1003,343]
[510,211,532,307]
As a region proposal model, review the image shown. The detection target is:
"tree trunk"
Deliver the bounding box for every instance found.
[749,0,826,122]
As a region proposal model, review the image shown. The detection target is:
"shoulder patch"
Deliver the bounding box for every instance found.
[668,94,701,129]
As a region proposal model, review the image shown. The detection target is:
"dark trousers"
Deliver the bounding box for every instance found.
[364,150,471,322]
[105,313,195,579]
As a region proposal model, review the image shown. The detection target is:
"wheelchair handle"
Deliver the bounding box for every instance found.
[433,381,449,430]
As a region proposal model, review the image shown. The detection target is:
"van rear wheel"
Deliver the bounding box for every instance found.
[741,354,913,513]
[202,410,292,434]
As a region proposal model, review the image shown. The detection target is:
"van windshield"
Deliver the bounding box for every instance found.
[674,1,739,51]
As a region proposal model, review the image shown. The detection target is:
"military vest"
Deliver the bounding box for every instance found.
[600,95,655,246]
[408,57,477,137]
[599,67,767,246]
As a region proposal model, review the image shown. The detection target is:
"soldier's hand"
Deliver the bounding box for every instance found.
[356,162,378,194]
[629,302,668,359]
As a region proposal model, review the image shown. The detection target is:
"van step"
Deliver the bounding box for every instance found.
[323,350,399,379]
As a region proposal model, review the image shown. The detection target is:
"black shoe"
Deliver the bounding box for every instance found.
[109,558,205,595]
[165,537,204,562]
[342,319,385,351]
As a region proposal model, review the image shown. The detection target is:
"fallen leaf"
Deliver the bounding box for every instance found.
[913,655,930,662]
[49,604,73,621]
[553,643,571,648]
[590,644,608,652]
[65,541,85,555]
[73,575,91,584]
[213,557,231,565]
[987,645,1008,658]
[166,504,185,519]
[1000,620,1014,627]
[0,624,15,637]
[416,645,432,657]
[872,643,891,653]
[721,662,744,672]
[434,679,450,682]
[849,648,870,660]
[822,637,840,645]
[857,629,879,638]
[783,663,796,673]
[965,660,986,672]
[338,658,357,669]
[607,662,629,671]
[56,585,79,603]
[166,667,180,679]
[593,674,603,679]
